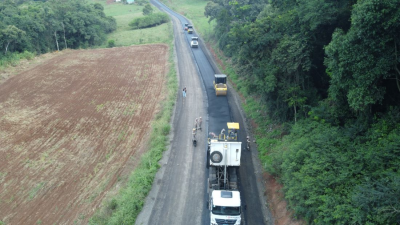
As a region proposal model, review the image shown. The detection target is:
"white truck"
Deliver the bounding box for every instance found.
[207,123,243,225]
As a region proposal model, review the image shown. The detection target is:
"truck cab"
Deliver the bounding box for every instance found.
[209,190,242,225]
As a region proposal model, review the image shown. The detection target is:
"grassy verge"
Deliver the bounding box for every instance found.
[89,20,177,224]
[159,0,216,39]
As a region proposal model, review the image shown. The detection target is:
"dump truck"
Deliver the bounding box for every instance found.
[207,123,242,225]
[213,74,227,96]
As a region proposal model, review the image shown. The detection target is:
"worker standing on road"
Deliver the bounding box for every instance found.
[198,117,202,131]
[195,118,198,130]
[182,87,186,98]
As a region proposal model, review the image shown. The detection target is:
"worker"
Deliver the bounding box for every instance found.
[192,128,196,139]
[198,117,202,131]
[195,118,198,130]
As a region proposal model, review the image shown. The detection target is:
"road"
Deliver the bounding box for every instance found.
[136,1,273,224]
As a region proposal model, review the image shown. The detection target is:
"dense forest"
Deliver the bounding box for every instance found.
[205,0,400,224]
[0,0,116,60]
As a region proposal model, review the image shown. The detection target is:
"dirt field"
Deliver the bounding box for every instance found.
[0,44,169,225]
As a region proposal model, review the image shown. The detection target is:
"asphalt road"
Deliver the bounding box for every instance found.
[136,1,273,224]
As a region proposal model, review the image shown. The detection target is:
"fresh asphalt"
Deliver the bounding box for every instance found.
[135,1,272,224]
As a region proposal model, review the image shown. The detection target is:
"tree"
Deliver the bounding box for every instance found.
[325,0,400,113]
[142,3,153,16]
[2,25,25,54]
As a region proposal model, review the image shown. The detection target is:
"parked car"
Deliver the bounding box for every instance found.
[191,40,199,48]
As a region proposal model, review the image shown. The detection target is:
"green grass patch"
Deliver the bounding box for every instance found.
[89,21,177,224]
[29,182,46,200]
[89,0,171,46]
[0,51,35,70]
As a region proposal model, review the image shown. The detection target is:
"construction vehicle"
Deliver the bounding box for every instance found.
[213,74,227,96]
[207,123,242,225]
[227,122,239,141]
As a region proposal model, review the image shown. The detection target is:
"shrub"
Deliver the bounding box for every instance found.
[128,13,169,30]
[107,39,115,48]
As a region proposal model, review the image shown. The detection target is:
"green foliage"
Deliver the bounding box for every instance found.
[135,0,148,6]
[129,13,169,30]
[325,0,400,114]
[0,51,35,69]
[107,39,115,48]
[268,111,400,224]
[0,0,116,58]
[142,3,153,15]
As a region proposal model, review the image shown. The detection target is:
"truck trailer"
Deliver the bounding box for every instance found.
[207,123,242,225]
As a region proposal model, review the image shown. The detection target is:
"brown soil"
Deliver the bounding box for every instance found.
[0,44,169,225]
[264,173,304,225]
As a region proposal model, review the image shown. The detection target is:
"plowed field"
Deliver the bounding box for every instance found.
[0,44,169,224]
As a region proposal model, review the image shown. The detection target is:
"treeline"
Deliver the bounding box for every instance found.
[205,0,400,224]
[0,0,116,58]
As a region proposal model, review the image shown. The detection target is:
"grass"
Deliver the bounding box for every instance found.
[0,51,35,71]
[159,0,216,39]
[29,182,46,200]
[89,0,171,46]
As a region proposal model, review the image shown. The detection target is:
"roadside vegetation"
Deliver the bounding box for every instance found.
[165,0,400,224]
[129,12,169,29]
[0,0,116,63]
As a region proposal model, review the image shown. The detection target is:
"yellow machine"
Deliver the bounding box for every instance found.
[213,74,227,96]
[214,122,239,141]
[227,122,239,141]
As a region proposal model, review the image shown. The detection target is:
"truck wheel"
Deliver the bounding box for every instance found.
[210,151,223,163]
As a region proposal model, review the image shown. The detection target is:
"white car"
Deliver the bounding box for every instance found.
[191,40,199,48]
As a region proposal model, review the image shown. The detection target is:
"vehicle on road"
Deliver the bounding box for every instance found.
[191,40,199,48]
[213,74,227,96]
[207,124,243,225]
[188,28,193,34]
[191,37,199,41]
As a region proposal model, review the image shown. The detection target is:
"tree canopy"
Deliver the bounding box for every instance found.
[0,0,116,57]
[205,0,400,224]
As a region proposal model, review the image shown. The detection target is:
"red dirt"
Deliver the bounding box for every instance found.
[264,173,304,225]
[0,44,169,225]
